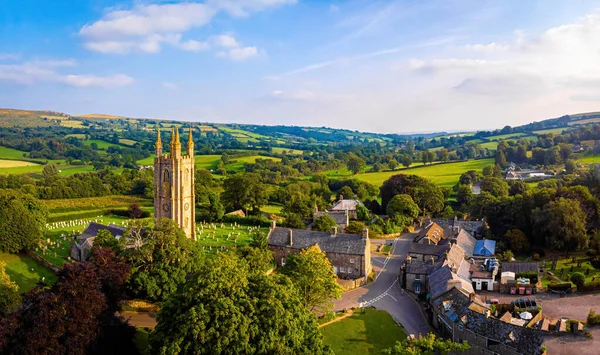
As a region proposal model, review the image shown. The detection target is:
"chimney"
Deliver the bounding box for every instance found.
[451,263,457,274]
[429,256,435,265]
[469,292,476,302]
[288,229,293,247]
[406,255,412,264]
[362,228,369,240]
[270,220,277,230]
[331,226,338,237]
[339,195,343,201]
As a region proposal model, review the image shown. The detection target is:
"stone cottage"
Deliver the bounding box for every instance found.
[70,222,126,261]
[267,221,371,281]
[329,197,363,219]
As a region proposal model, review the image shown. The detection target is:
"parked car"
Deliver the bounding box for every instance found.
[486,298,500,305]
[511,297,537,308]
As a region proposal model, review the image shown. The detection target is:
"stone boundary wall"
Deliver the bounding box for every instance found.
[25,250,60,273]
[338,277,366,291]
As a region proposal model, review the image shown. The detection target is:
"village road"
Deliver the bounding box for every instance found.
[333,233,432,336]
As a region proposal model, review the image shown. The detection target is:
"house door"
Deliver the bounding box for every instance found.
[482,281,488,290]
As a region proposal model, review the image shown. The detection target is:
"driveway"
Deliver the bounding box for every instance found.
[333,234,432,336]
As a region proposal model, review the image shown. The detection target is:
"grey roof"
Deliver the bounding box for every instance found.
[268,227,366,255]
[406,260,441,274]
[330,199,362,212]
[501,262,539,274]
[408,242,449,257]
[455,230,477,257]
[79,222,126,240]
[463,311,544,355]
[428,265,474,300]
[314,211,348,226]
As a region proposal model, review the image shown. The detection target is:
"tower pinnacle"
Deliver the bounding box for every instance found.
[155,127,163,156]
[187,126,194,156]
[170,126,181,157]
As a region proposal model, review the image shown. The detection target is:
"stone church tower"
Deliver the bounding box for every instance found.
[154,127,196,239]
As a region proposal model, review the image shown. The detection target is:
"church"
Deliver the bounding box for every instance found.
[153,127,196,239]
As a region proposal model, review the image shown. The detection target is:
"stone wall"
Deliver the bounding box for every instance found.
[25,250,60,273]
[338,277,366,291]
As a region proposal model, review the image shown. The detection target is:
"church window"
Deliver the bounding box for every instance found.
[163,169,170,182]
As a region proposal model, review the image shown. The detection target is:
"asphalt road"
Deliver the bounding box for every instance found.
[333,234,432,336]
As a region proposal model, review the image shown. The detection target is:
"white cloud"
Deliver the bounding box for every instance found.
[60,74,134,88]
[465,42,509,52]
[0,59,133,88]
[212,34,240,48]
[80,1,293,54]
[0,53,20,61]
[270,89,314,100]
[217,46,258,61]
[163,82,178,90]
[179,39,210,52]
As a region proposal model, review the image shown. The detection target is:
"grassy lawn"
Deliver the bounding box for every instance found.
[351,159,493,188]
[542,257,600,288]
[262,204,283,215]
[0,146,29,159]
[0,252,58,292]
[577,154,600,165]
[321,309,406,355]
[133,328,150,354]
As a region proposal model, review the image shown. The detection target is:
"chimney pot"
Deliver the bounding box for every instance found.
[331,226,338,236]
[362,228,369,240]
[270,220,276,230]
[288,229,293,246]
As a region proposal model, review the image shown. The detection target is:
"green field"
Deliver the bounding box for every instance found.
[224,156,281,171]
[576,154,600,165]
[487,132,527,141]
[321,309,407,355]
[262,204,283,215]
[84,139,121,149]
[0,146,29,159]
[533,127,570,135]
[195,222,269,248]
[0,252,58,292]
[479,141,499,150]
[353,159,494,187]
[271,147,303,155]
[0,159,38,168]
[119,139,137,146]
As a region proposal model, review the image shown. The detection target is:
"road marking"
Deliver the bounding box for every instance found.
[372,258,385,265]
[374,237,400,281]
[387,294,398,302]
[363,279,398,306]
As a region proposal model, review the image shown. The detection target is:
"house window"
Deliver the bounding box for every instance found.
[340,267,346,273]
[281,257,286,266]
[349,258,355,264]
[415,274,421,280]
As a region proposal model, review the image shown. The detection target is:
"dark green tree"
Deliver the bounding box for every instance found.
[148,253,331,355]
[383,333,470,354]
[284,213,306,229]
[345,220,367,234]
[336,185,355,200]
[480,177,509,197]
[532,198,588,252]
[380,174,444,214]
[571,272,585,290]
[207,193,225,221]
[0,190,48,253]
[505,229,529,253]
[312,215,338,232]
[346,156,366,175]
[386,194,420,228]
[0,261,20,318]
[356,204,370,221]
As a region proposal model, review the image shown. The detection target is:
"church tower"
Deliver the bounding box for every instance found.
[154,126,196,239]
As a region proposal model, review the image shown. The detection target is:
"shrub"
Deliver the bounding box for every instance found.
[532,253,540,261]
[571,272,586,290]
[222,214,272,227]
[549,282,573,291]
[587,309,600,326]
[584,279,600,291]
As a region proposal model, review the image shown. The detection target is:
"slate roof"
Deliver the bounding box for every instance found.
[330,199,362,212]
[413,222,446,244]
[428,265,474,300]
[501,262,539,274]
[463,311,544,355]
[408,242,449,257]
[405,260,441,274]
[79,222,126,240]
[268,227,366,255]
[314,211,348,226]
[455,230,477,257]
[474,239,496,256]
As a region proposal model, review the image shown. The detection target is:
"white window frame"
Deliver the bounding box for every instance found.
[349,258,355,264]
[281,257,286,266]
[340,267,346,273]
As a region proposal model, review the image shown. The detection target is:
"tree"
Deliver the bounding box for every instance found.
[571,272,585,290]
[441,205,455,219]
[500,250,515,262]
[124,218,203,302]
[312,215,338,232]
[0,261,20,318]
[532,198,588,252]
[456,185,472,207]
[336,185,355,200]
[41,164,59,185]
[565,159,577,174]
[380,174,444,214]
[401,155,412,168]
[221,173,267,213]
[480,176,509,197]
[508,180,528,196]
[346,156,366,175]
[249,230,269,250]
[356,204,370,221]
[128,202,144,219]
[0,249,136,355]
[207,193,225,221]
[495,149,507,168]
[505,229,529,253]
[0,190,48,253]
[95,229,122,253]
[281,246,342,313]
[148,253,331,355]
[383,333,470,355]
[284,213,306,229]
[345,221,367,234]
[386,194,420,228]
[388,159,398,170]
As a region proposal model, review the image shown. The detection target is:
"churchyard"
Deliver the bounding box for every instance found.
[0,252,58,292]
[541,256,600,289]
[194,221,269,250]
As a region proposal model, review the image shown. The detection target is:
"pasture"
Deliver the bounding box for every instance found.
[271,147,303,155]
[0,146,29,159]
[0,252,58,292]
[43,195,153,222]
[0,159,38,168]
[353,158,494,187]
[84,139,121,149]
[224,155,281,171]
[576,154,600,165]
[486,132,527,141]
[119,138,137,146]
[321,309,407,355]
[478,141,498,150]
[533,127,570,135]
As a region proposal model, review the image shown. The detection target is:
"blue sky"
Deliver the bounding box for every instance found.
[2,0,600,133]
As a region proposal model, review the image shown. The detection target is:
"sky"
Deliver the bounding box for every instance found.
[2,0,600,133]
